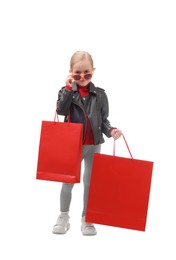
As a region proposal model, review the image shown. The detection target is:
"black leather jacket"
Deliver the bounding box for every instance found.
[57,82,114,145]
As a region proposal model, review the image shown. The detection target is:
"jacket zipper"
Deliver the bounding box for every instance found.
[72,101,87,143]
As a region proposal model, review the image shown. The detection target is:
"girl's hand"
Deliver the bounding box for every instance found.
[65,75,73,87]
[110,128,122,140]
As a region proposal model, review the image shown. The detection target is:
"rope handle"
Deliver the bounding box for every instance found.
[113,134,133,159]
[54,103,70,124]
[54,108,59,122]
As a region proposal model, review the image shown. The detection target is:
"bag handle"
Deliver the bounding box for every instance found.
[113,134,133,159]
[54,103,70,124]
[54,108,59,122]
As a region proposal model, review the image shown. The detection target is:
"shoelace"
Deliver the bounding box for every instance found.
[57,215,68,225]
[84,222,95,229]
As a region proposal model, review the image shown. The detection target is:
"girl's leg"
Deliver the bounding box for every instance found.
[60,183,74,212]
[82,144,101,217]
[53,183,73,234]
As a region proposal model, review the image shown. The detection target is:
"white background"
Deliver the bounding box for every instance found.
[0,0,176,259]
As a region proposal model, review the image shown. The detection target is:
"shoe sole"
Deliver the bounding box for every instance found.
[81,228,97,236]
[52,224,70,234]
[82,232,97,236]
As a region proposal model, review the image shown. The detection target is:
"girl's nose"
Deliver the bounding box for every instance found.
[80,74,85,80]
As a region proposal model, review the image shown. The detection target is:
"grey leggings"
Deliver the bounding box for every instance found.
[60,144,101,217]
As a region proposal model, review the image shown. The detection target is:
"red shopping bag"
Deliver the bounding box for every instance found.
[86,136,154,231]
[36,112,83,183]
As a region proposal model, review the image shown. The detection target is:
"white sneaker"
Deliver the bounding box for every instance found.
[81,217,97,236]
[52,212,70,234]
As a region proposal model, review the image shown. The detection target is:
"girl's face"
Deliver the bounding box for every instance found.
[70,60,95,87]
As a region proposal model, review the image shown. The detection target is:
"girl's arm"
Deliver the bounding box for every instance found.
[57,87,73,116]
[101,91,113,137]
[101,91,122,139]
[57,75,74,115]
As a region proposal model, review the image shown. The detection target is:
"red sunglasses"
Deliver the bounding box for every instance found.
[72,73,92,81]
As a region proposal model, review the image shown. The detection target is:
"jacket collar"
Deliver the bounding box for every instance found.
[72,81,97,95]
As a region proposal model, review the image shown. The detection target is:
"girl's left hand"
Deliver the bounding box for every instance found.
[110,128,122,140]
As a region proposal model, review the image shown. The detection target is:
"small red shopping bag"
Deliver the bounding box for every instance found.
[36,112,83,183]
[86,136,154,231]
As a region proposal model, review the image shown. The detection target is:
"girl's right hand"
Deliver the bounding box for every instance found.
[65,75,73,87]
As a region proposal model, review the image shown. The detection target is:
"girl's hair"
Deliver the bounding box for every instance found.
[70,51,94,70]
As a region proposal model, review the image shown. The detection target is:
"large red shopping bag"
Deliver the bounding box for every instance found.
[86,136,154,231]
[36,112,83,183]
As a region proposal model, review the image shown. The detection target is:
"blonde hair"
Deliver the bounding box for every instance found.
[70,51,94,70]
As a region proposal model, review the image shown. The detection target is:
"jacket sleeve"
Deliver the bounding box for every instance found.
[101,91,114,138]
[57,87,73,115]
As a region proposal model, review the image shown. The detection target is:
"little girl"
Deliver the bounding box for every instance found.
[53,51,122,235]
